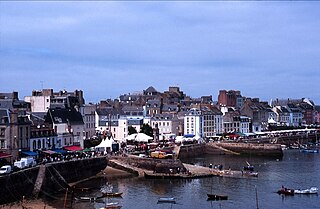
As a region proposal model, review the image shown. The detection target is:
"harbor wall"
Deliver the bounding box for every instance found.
[109,156,185,174]
[178,144,206,159]
[0,157,107,205]
[177,142,283,159]
[209,142,283,157]
[0,167,39,205]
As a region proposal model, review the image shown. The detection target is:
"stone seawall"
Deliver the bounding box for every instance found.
[207,142,283,157]
[178,144,206,159]
[0,167,39,205]
[177,142,283,158]
[41,157,107,195]
[0,157,107,205]
[109,156,185,175]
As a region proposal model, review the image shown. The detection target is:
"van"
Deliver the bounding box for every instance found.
[21,157,36,167]
[0,165,12,175]
[14,160,26,169]
[150,151,167,159]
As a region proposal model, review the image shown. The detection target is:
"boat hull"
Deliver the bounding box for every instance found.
[207,194,228,200]
[157,197,176,204]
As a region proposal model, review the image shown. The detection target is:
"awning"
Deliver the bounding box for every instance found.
[0,152,12,159]
[42,150,57,155]
[22,151,38,156]
[82,148,93,152]
[63,145,83,151]
[52,149,67,155]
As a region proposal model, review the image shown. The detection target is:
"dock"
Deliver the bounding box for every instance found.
[108,157,258,179]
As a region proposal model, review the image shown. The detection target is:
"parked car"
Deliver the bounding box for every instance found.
[0,165,12,175]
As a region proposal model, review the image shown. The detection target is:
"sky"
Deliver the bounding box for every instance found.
[0,1,320,104]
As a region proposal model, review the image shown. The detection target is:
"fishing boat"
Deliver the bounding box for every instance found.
[300,149,319,153]
[100,205,122,209]
[100,192,123,198]
[100,183,123,198]
[100,202,122,209]
[99,183,123,209]
[207,176,228,201]
[74,196,96,202]
[294,187,318,194]
[207,194,228,201]
[157,197,176,204]
[277,187,294,195]
[242,162,258,177]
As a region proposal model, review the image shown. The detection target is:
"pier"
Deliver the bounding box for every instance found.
[108,156,259,179]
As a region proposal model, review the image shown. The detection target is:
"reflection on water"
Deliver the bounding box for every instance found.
[45,150,320,209]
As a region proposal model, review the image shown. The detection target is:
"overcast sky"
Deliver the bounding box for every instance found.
[1,1,319,104]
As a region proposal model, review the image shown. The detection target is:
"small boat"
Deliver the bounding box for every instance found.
[277,187,294,195]
[100,206,122,209]
[74,196,96,202]
[242,162,258,177]
[157,197,176,203]
[101,192,123,198]
[294,187,318,194]
[301,149,319,153]
[207,194,228,200]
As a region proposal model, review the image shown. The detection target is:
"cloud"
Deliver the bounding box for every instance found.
[1,1,320,104]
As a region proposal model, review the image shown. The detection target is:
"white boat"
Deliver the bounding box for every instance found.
[294,187,318,194]
[157,197,176,203]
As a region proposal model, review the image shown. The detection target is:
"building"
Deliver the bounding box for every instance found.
[184,108,203,137]
[273,106,291,126]
[146,100,162,116]
[95,108,124,137]
[239,116,251,134]
[218,90,242,108]
[211,106,224,135]
[24,89,85,112]
[201,106,223,138]
[151,114,174,138]
[79,104,96,139]
[0,109,33,162]
[29,113,57,151]
[287,104,303,126]
[45,108,85,148]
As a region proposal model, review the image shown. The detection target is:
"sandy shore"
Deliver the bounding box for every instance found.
[0,199,54,209]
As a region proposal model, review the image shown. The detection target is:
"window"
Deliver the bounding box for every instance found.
[0,140,5,148]
[33,141,36,150]
[0,128,5,137]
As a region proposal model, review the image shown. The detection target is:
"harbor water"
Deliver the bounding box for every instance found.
[46,150,319,209]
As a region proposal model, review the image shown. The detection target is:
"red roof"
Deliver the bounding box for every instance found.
[0,152,12,159]
[63,145,83,151]
[42,150,57,155]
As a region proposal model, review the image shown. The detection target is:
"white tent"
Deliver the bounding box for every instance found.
[136,133,153,142]
[125,133,153,143]
[95,138,116,152]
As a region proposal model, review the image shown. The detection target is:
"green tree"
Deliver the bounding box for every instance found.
[140,123,154,137]
[128,125,137,135]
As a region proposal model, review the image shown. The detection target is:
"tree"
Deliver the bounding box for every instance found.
[140,123,154,137]
[128,126,137,135]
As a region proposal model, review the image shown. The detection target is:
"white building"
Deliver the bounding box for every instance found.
[240,116,251,134]
[151,114,173,136]
[24,89,52,112]
[184,108,203,137]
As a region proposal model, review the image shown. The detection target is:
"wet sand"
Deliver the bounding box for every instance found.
[0,199,54,209]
